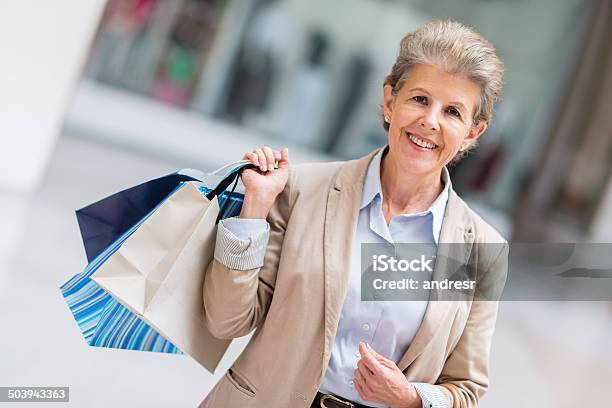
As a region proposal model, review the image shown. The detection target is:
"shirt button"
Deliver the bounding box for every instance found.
[362,323,370,331]
[348,380,355,387]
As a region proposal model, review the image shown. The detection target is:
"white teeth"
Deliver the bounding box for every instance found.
[408,133,437,149]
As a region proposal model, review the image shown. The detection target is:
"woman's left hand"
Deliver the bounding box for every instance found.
[354,342,422,408]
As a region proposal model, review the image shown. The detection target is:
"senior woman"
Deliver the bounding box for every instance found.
[200,20,508,408]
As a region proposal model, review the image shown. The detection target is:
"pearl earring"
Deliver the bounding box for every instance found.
[384,116,390,123]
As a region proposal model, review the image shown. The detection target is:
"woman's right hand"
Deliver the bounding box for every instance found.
[239,146,289,219]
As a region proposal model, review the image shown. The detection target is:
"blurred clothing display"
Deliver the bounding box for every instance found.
[88,0,157,86]
[152,0,222,106]
[324,54,372,154]
[223,0,292,123]
[87,0,226,104]
[275,31,332,148]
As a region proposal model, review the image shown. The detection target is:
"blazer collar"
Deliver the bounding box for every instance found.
[321,150,377,371]
[322,147,476,373]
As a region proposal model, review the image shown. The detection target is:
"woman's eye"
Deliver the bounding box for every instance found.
[447,107,461,118]
[412,96,427,104]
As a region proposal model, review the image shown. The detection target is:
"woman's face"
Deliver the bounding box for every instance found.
[383,64,487,178]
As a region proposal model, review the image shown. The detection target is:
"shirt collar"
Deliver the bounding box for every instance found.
[360,146,451,243]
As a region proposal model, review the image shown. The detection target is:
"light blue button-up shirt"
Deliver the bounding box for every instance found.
[218,147,451,407]
[317,147,450,407]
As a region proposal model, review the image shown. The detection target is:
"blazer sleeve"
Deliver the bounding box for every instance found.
[429,242,509,408]
[202,167,295,340]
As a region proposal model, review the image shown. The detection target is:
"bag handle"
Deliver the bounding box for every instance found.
[209,159,252,177]
[205,163,253,200]
[205,163,256,223]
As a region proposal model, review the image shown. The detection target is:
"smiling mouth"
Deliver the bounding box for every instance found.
[405,131,439,150]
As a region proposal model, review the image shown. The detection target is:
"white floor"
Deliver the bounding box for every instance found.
[0,135,610,407]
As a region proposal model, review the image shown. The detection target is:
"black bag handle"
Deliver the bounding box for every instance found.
[205,163,255,223]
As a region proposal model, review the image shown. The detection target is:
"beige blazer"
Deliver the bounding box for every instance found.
[199,149,508,408]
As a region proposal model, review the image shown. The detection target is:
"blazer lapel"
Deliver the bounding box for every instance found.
[398,189,475,372]
[322,150,378,370]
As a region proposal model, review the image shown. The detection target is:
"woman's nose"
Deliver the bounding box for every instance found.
[420,108,441,132]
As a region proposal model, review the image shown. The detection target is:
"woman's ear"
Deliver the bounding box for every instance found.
[464,120,488,146]
[383,84,395,119]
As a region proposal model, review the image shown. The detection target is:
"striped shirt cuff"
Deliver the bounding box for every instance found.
[214,218,270,270]
[221,217,269,240]
[412,383,449,408]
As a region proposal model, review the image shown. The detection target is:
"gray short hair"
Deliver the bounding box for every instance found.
[383,20,504,132]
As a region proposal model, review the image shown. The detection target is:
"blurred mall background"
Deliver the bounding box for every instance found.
[1,0,611,406]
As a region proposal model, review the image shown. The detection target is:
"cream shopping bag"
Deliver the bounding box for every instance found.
[92,166,249,373]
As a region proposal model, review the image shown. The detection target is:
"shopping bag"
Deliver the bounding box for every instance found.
[90,164,251,372]
[60,162,248,363]
[76,169,205,263]
[60,217,185,354]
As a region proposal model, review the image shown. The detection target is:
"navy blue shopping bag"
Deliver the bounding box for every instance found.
[76,170,202,263]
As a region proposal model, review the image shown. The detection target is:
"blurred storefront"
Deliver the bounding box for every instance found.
[63,0,612,241]
[514,0,612,243]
